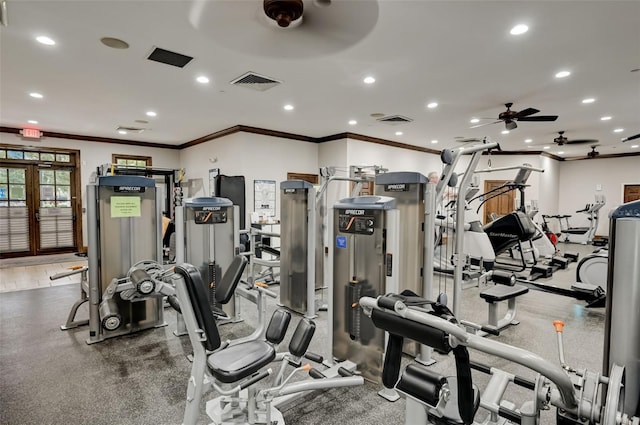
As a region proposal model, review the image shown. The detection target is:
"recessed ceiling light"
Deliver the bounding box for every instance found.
[36,36,56,46]
[501,130,510,134]
[581,98,595,104]
[558,151,565,154]
[29,92,43,99]
[600,116,612,121]
[614,128,624,133]
[395,131,403,136]
[118,130,127,135]
[555,70,571,79]
[100,37,129,49]
[543,146,550,149]
[427,102,438,109]
[510,24,529,35]
[470,118,480,124]
[631,145,639,148]
[348,120,357,125]
[146,111,157,117]
[284,104,294,111]
[458,147,465,150]
[28,120,38,124]
[524,139,532,143]
[363,76,375,84]
[196,76,210,84]
[431,140,438,144]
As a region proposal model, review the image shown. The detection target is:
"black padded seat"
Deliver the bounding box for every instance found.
[427,380,480,425]
[562,227,589,234]
[480,284,528,303]
[207,340,275,384]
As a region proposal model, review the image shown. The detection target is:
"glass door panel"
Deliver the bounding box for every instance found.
[0,166,31,254]
[37,167,75,251]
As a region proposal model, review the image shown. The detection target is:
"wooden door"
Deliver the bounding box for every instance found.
[483,180,516,224]
[623,184,640,203]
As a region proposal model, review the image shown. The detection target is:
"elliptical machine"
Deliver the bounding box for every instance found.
[552,195,606,244]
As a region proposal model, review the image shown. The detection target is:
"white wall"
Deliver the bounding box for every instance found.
[179,131,319,225]
[558,156,640,236]
[0,133,178,246]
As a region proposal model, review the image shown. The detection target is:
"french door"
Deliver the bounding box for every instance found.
[0,163,78,257]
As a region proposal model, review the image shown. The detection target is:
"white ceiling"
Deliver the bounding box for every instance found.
[1,0,639,158]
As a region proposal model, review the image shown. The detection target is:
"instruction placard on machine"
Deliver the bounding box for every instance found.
[111,196,141,218]
[338,210,375,235]
[194,207,227,224]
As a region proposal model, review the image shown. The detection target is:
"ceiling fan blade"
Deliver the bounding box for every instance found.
[622,133,640,142]
[470,121,501,129]
[517,115,559,122]
[514,107,540,118]
[566,139,599,145]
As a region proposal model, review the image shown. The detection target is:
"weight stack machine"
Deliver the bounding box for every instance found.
[603,199,640,417]
[176,197,240,320]
[87,175,164,344]
[330,196,399,385]
[374,172,427,356]
[280,180,319,318]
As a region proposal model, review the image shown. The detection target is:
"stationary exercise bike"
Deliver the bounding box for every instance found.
[550,195,606,245]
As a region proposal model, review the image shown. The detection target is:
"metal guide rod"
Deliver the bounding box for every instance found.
[306,190,317,319]
[87,185,100,340]
[175,206,185,264]
[475,164,545,173]
[419,181,436,364]
[453,148,488,315]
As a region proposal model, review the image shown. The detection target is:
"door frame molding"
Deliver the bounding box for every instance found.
[0,144,82,258]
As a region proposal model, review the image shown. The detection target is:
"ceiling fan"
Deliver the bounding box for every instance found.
[587,145,600,159]
[553,131,599,146]
[621,133,640,143]
[471,102,558,130]
[189,0,379,58]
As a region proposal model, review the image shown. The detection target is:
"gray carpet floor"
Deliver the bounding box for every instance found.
[0,244,609,425]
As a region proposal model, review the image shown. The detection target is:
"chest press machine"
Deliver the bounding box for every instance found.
[172,257,364,425]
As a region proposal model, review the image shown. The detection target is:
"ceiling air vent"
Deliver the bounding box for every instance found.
[147,47,193,68]
[230,72,282,92]
[376,115,414,125]
[116,126,146,133]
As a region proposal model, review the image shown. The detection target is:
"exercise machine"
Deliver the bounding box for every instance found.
[374,171,428,357]
[279,180,319,318]
[361,292,638,425]
[61,175,169,344]
[553,195,606,244]
[172,260,363,425]
[329,195,400,394]
[175,197,241,321]
[576,248,608,287]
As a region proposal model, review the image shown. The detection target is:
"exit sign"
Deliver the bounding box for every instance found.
[21,128,42,139]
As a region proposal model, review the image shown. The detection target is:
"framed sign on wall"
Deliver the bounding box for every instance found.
[254,179,276,218]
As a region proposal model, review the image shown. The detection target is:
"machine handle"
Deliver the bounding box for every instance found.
[50,266,88,280]
[553,320,564,333]
[255,282,278,298]
[304,352,324,363]
[239,369,272,390]
[309,368,326,379]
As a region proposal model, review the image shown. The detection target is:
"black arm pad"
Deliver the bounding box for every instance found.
[382,334,403,389]
[453,346,475,425]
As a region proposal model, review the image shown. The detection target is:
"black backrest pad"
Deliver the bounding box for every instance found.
[175,264,222,351]
[265,309,291,344]
[288,319,316,357]
[371,309,452,353]
[215,255,248,304]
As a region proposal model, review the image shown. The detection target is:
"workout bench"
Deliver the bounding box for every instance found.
[478,283,529,335]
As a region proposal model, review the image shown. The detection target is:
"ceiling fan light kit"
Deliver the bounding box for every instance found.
[264,0,304,27]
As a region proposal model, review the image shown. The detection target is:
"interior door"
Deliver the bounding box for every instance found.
[623,184,640,203]
[483,180,516,224]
